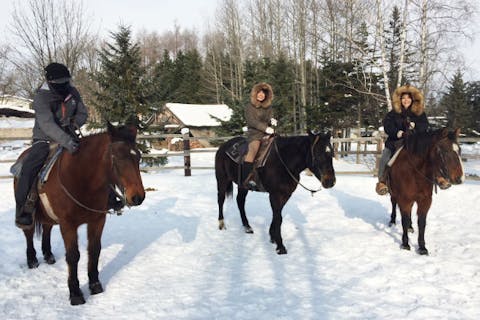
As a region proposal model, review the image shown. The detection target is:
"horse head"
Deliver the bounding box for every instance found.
[107,122,145,207]
[430,128,465,188]
[307,130,336,188]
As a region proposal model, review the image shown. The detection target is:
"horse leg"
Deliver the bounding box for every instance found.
[399,202,414,251]
[87,217,106,295]
[416,198,432,255]
[42,224,56,264]
[269,193,290,255]
[237,188,253,233]
[217,181,227,230]
[389,197,396,227]
[23,227,38,268]
[60,224,84,305]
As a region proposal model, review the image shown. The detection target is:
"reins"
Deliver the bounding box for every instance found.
[273,137,322,196]
[56,141,126,214]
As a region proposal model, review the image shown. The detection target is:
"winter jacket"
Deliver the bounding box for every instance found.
[32,82,88,147]
[245,82,274,141]
[384,85,429,151]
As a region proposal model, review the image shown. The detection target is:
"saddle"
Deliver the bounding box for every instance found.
[225,136,275,192]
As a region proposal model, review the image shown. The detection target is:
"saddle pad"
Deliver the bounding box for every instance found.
[388,145,404,167]
[226,139,248,164]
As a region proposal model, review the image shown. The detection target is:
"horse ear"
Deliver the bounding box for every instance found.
[107,121,115,134]
[441,128,449,138]
[454,128,461,138]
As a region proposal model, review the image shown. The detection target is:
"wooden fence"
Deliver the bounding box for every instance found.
[1,130,479,179]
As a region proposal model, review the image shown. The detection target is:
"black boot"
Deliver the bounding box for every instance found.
[242,161,256,189]
[15,204,33,228]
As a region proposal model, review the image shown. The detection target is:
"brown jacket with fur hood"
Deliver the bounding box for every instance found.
[245,82,274,141]
[384,85,429,151]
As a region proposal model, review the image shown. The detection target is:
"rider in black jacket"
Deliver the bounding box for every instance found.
[15,63,87,228]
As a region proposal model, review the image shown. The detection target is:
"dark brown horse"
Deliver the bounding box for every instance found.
[388,128,464,255]
[13,123,145,305]
[215,131,336,254]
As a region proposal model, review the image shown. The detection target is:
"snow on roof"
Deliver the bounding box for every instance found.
[165,103,232,127]
[0,95,34,113]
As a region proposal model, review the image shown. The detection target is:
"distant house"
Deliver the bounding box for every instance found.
[156,103,232,148]
[0,95,34,118]
[0,95,34,139]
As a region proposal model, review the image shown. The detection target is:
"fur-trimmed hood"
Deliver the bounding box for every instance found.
[392,85,425,116]
[250,82,273,109]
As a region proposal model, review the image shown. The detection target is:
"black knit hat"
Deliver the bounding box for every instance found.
[44,62,71,83]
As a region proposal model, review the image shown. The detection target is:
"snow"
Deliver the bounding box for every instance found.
[166,103,232,127]
[0,143,479,319]
[0,118,34,129]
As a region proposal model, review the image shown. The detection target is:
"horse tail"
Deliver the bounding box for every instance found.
[226,180,233,198]
[34,215,42,239]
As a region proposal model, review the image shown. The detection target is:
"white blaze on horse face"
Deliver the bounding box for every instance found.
[452,142,465,183]
[325,146,332,154]
[130,149,137,156]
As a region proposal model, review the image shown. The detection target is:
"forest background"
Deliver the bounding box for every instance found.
[1,0,479,136]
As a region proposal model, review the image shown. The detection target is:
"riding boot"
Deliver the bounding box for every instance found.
[436,176,451,190]
[375,166,389,196]
[242,161,256,189]
[15,204,33,229]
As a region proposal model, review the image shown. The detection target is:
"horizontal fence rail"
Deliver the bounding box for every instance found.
[1,131,479,179]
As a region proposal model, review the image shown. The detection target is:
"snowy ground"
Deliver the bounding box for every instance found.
[0,141,479,319]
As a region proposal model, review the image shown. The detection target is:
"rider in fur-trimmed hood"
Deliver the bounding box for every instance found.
[243,82,276,189]
[391,85,425,116]
[375,84,430,195]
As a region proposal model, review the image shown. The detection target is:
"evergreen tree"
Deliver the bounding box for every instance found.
[93,25,158,126]
[466,81,480,133]
[441,70,471,131]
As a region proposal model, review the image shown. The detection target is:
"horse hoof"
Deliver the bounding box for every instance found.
[276,247,287,255]
[401,244,411,251]
[27,259,39,269]
[89,282,104,295]
[218,220,226,230]
[70,295,86,305]
[44,254,56,265]
[244,226,254,234]
[408,227,414,233]
[388,221,395,227]
[417,248,429,255]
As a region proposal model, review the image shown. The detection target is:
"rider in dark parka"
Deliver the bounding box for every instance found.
[376,85,429,195]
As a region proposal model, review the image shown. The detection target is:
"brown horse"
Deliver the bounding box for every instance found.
[388,128,464,255]
[13,122,145,305]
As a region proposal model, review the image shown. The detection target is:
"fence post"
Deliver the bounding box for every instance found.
[374,137,383,176]
[181,128,191,176]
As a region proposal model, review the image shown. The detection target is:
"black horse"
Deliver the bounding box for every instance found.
[215,131,336,254]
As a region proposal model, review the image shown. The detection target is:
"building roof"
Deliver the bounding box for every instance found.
[165,103,232,127]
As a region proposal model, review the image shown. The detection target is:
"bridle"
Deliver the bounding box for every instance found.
[273,135,327,196]
[403,138,458,191]
[56,141,131,214]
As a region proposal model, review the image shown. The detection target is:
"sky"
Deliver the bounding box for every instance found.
[0,0,219,39]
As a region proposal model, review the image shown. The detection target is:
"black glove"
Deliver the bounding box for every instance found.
[65,139,79,154]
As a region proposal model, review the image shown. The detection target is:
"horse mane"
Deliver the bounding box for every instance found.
[404,130,438,157]
[80,125,137,144]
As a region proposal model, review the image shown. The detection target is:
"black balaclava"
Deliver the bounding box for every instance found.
[44,62,72,98]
